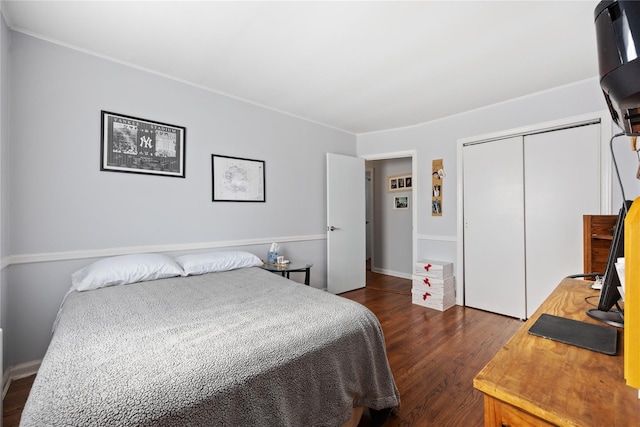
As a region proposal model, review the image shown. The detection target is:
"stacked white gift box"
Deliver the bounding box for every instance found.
[411,259,455,311]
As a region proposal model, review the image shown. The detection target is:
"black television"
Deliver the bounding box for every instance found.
[595,0,640,135]
[587,200,633,327]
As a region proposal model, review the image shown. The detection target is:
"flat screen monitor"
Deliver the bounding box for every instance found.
[587,200,633,327]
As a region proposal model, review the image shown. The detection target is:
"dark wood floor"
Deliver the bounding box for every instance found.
[365,265,412,296]
[2,267,523,427]
[351,269,523,426]
[3,375,34,427]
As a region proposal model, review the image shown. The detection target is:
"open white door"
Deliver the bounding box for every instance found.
[327,153,365,294]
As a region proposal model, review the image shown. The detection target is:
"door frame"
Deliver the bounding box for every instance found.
[361,150,417,278]
[456,110,613,306]
[365,167,374,268]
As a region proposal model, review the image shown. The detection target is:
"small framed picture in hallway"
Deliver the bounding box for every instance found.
[394,196,409,210]
[388,173,412,192]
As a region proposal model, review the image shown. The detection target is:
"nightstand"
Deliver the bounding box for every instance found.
[261,260,313,285]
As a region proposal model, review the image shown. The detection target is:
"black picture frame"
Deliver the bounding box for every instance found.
[212,154,266,202]
[100,111,186,178]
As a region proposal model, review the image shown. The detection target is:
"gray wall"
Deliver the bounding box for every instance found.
[3,31,356,368]
[357,78,640,302]
[367,158,412,277]
[6,19,640,374]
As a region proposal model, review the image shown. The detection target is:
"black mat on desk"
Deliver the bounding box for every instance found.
[528,313,618,355]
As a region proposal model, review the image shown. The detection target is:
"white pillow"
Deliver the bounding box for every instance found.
[71,253,186,291]
[175,250,262,275]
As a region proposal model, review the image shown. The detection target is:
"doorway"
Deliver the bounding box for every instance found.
[364,153,415,294]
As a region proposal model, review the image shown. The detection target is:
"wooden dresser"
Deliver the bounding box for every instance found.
[474,277,640,426]
[583,215,617,275]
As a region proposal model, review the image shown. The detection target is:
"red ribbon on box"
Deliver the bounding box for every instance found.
[423,277,431,287]
[423,263,432,272]
[423,292,431,300]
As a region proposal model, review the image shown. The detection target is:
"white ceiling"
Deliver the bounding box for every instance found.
[1,1,601,134]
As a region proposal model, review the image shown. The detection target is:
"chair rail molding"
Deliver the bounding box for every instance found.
[6,234,327,266]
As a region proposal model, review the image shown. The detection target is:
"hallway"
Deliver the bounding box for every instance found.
[365,259,411,295]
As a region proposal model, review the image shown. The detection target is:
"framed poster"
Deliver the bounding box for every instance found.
[388,173,412,192]
[212,154,265,202]
[100,111,186,178]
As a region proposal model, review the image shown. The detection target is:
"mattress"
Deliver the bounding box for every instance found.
[20,267,399,426]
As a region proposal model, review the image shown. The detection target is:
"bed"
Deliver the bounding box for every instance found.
[20,252,400,426]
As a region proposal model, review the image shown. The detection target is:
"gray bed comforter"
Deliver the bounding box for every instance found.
[20,267,399,426]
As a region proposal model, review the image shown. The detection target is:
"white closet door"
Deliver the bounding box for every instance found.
[463,137,526,319]
[524,124,601,316]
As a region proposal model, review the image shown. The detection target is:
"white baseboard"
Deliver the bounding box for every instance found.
[3,359,41,399]
[371,267,412,280]
[2,369,8,399]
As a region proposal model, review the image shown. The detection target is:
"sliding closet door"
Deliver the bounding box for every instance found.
[463,137,526,319]
[524,124,601,316]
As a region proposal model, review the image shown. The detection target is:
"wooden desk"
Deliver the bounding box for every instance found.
[474,278,640,426]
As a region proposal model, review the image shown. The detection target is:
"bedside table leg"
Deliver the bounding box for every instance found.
[304,268,310,286]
